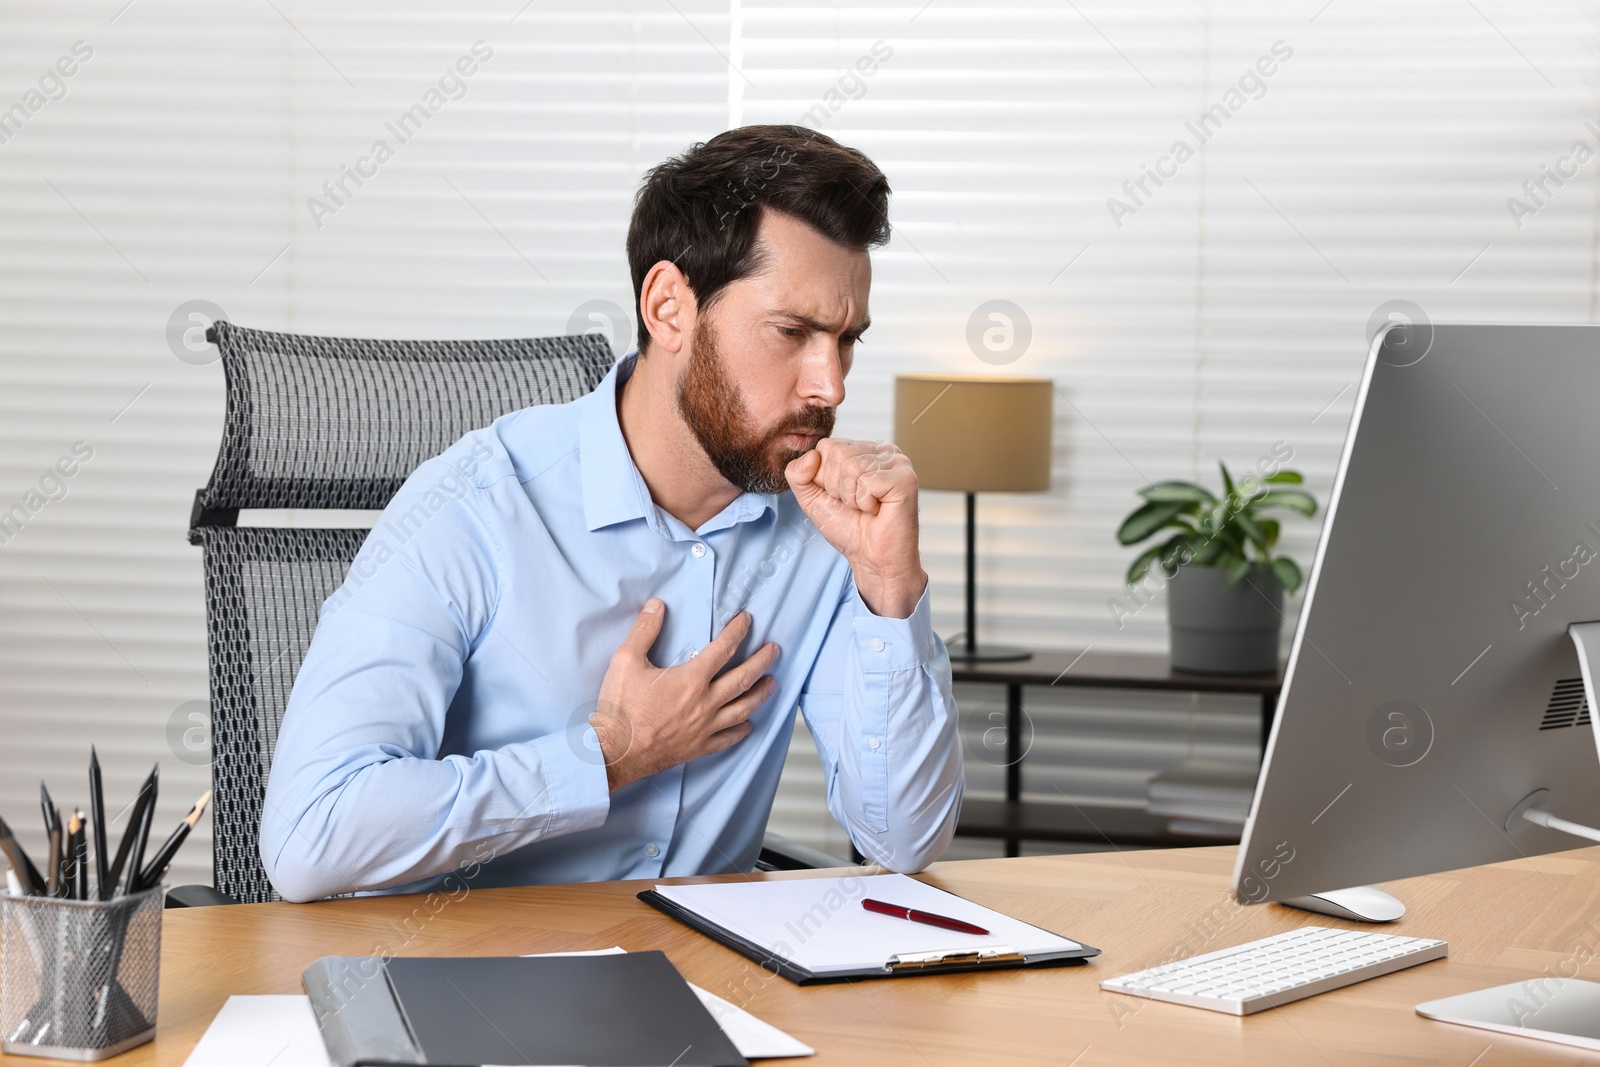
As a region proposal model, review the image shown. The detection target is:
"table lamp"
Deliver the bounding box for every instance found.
[894,374,1053,663]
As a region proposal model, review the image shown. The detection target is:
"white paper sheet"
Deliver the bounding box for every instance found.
[688,983,813,1059]
[182,995,332,1067]
[183,950,813,1065]
[653,872,1083,976]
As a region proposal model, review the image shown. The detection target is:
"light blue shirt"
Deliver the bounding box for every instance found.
[260,353,964,901]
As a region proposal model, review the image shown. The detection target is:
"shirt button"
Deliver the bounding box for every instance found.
[868,737,881,750]
[645,843,660,858]
[687,647,700,660]
[870,638,886,652]
[691,543,707,558]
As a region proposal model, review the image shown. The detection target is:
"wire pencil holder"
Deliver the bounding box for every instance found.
[1,885,163,1060]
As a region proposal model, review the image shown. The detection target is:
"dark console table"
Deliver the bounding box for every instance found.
[950,650,1283,856]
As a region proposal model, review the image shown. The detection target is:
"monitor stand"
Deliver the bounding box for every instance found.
[1565,621,1600,780]
[1417,980,1600,1052]
[1280,886,1406,923]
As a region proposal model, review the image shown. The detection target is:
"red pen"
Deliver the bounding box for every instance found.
[863,898,990,936]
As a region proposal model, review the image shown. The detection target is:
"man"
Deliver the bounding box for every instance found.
[260,125,964,902]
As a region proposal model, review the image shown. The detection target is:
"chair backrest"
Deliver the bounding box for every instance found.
[191,321,614,901]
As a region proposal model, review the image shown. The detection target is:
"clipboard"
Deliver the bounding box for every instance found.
[639,873,1099,985]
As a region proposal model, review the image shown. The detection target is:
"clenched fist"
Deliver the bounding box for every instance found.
[785,439,926,618]
[588,600,779,792]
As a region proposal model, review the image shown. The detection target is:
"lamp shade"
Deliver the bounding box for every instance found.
[893,374,1053,493]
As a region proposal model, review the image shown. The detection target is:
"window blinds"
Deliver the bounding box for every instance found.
[3,0,1597,883]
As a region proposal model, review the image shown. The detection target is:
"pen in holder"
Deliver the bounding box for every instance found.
[1,884,163,1060]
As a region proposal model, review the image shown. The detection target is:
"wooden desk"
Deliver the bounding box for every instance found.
[952,650,1283,854]
[23,845,1600,1066]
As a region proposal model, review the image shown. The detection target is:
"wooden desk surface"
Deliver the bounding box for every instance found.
[19,844,1600,1066]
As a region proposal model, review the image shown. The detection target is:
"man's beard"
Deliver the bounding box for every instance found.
[675,319,835,495]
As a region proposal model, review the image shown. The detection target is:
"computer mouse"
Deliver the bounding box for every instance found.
[1280,886,1406,923]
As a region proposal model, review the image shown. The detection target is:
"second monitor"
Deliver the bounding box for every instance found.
[1235,322,1600,908]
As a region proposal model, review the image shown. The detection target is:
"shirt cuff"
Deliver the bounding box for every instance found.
[526,722,611,838]
[849,578,941,672]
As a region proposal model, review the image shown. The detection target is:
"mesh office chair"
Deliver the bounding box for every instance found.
[180,321,843,907]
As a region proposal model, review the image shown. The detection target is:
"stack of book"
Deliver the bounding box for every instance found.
[1146,758,1259,838]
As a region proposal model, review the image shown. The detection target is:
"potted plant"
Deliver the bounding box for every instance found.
[1116,461,1317,674]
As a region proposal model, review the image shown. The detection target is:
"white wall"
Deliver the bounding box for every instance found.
[2,0,1597,886]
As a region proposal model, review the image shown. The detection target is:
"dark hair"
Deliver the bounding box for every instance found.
[626,125,891,352]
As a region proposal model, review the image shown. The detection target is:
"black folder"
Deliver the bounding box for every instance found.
[302,952,747,1067]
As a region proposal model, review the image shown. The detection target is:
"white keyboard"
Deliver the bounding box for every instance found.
[1100,926,1448,1016]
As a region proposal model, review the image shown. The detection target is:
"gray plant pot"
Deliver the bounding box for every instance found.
[1166,564,1284,675]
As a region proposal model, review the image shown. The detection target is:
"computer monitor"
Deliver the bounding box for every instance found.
[1234,322,1600,911]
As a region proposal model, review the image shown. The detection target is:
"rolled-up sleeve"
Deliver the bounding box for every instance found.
[258,459,610,903]
[799,576,964,872]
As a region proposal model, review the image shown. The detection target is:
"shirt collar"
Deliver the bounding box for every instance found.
[578,351,779,535]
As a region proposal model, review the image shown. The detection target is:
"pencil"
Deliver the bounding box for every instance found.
[133,790,210,893]
[120,764,158,896]
[0,815,46,895]
[64,810,82,901]
[89,747,110,900]
[41,784,61,898]
[70,810,88,902]
[106,765,157,897]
